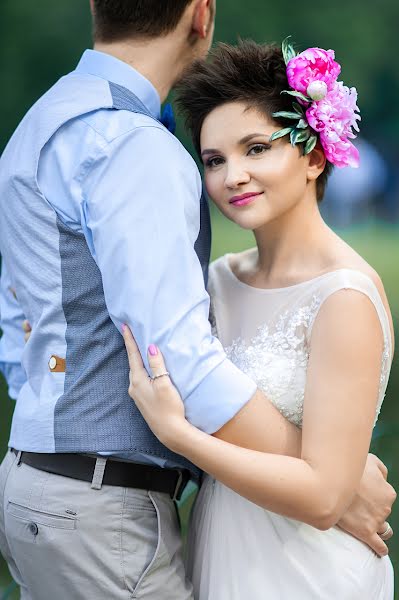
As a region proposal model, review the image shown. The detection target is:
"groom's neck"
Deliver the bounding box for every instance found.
[93,36,191,103]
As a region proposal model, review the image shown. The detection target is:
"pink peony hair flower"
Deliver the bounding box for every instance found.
[270,38,361,169]
[287,48,341,96]
[318,132,360,169]
[306,82,361,167]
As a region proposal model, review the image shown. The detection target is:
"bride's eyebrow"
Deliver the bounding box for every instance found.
[239,133,270,144]
[201,133,271,159]
[201,148,220,159]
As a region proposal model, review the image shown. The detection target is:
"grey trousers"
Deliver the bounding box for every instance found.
[0,449,194,600]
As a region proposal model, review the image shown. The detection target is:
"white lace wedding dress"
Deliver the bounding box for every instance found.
[186,255,394,600]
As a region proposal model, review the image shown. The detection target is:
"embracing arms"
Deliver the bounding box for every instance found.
[177,291,384,527]
[123,288,396,546]
[4,119,395,553]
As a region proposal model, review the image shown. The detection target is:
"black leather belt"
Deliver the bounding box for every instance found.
[11,449,189,501]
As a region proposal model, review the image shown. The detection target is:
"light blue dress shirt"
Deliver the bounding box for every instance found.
[0,263,27,400]
[0,50,256,461]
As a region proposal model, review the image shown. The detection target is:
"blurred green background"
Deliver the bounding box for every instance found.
[0,0,398,597]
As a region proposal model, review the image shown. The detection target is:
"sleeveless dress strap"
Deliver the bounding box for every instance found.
[307,269,392,356]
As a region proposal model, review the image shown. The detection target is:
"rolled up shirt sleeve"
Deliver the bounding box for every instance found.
[0,259,27,400]
[80,124,256,433]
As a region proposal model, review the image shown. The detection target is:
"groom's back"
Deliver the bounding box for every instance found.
[0,70,200,475]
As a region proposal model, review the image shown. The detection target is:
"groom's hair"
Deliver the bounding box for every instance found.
[176,40,333,201]
[92,0,195,42]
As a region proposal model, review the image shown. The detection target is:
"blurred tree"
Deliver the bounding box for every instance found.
[0,0,398,150]
[0,0,91,149]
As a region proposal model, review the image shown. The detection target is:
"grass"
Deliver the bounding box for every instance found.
[1,222,398,597]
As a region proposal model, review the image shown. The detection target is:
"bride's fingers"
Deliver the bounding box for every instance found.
[122,324,146,377]
[369,533,388,557]
[371,454,388,480]
[147,344,170,380]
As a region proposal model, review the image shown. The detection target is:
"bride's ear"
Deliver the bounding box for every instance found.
[306,143,327,184]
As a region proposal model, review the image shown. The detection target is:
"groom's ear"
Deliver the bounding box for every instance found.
[192,0,214,39]
[89,0,95,16]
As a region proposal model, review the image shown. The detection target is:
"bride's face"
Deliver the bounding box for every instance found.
[200,101,316,231]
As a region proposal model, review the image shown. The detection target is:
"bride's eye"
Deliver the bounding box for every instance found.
[248,144,270,156]
[205,156,225,168]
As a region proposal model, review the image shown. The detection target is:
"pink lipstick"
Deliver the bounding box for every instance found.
[229,192,262,207]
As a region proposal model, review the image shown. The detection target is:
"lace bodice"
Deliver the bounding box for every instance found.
[209,255,392,427]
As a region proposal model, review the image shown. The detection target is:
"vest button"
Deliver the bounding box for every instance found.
[28,522,39,536]
[49,356,57,370]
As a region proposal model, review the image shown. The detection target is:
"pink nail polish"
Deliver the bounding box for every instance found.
[148,344,158,356]
[122,324,126,333]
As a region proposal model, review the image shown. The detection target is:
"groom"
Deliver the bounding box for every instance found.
[0,1,395,598]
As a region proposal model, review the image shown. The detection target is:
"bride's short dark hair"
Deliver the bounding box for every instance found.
[176,40,333,201]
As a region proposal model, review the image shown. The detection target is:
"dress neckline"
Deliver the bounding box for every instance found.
[220,253,394,357]
[222,253,368,294]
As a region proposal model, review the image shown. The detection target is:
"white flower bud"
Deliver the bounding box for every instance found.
[307,80,328,101]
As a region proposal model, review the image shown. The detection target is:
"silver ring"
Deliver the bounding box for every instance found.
[151,371,170,381]
[379,524,393,540]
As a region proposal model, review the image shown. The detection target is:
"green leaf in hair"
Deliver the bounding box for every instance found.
[269,127,294,142]
[281,90,312,104]
[272,111,301,120]
[281,36,297,65]
[304,134,318,154]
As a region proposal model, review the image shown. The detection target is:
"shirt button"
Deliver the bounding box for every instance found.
[28,522,39,536]
[49,356,57,370]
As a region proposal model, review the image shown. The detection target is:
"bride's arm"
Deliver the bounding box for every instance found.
[212,388,302,457]
[123,289,389,529]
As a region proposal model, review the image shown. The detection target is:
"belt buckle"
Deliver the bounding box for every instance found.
[171,470,184,501]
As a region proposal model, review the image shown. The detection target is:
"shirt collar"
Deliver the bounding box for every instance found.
[75,49,161,119]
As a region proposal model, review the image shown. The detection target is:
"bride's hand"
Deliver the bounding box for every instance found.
[122,324,190,451]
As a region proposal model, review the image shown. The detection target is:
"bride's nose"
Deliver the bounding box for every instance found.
[224,159,251,189]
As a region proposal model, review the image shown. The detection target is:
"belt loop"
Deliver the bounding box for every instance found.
[16,451,22,466]
[91,457,107,490]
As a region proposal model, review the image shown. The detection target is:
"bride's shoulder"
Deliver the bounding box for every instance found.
[208,254,229,294]
[328,241,387,303]
[320,241,394,347]
[319,231,378,288]
[226,248,258,279]
[210,248,256,279]
[208,255,226,283]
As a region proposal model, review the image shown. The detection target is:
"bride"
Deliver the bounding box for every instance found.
[122,40,395,598]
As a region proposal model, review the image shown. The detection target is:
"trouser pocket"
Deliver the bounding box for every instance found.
[7,500,77,530]
[5,499,78,555]
[130,491,194,600]
[0,452,19,568]
[118,488,160,595]
[3,497,79,599]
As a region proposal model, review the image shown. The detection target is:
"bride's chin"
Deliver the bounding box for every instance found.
[228,212,273,231]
